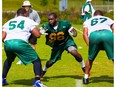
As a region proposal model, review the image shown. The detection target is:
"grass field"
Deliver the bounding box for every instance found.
[2,0,114,87]
[2,24,114,87]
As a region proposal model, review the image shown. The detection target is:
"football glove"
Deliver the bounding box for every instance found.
[40,27,48,35]
[68,27,77,37]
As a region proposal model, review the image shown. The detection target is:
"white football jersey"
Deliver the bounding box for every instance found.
[82,3,95,16]
[3,16,38,42]
[83,15,114,36]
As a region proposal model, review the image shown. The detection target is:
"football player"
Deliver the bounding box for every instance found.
[83,10,114,84]
[40,12,86,76]
[2,8,46,87]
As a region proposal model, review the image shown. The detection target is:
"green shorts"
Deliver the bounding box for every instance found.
[49,38,77,63]
[88,30,114,61]
[4,39,39,65]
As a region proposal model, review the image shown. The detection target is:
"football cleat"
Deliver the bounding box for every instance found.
[33,80,46,87]
[2,78,8,86]
[83,78,89,84]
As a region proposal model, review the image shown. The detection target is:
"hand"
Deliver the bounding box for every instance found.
[40,27,48,35]
[68,28,77,37]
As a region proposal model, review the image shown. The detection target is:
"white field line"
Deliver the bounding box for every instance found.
[75,28,83,34]
[75,79,83,87]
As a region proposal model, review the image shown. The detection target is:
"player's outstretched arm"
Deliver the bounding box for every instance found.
[32,28,41,38]
[39,27,48,35]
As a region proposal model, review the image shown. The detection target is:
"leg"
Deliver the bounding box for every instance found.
[2,59,13,86]
[85,59,93,74]
[32,58,46,87]
[16,43,36,64]
[103,31,114,61]
[3,40,17,86]
[14,41,46,86]
[83,59,93,84]
[32,58,42,80]
[42,46,63,76]
[16,36,37,65]
[2,59,12,78]
[68,46,85,73]
[42,61,54,76]
[83,31,100,84]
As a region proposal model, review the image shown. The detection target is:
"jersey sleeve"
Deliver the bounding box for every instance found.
[64,20,72,30]
[41,24,48,30]
[83,20,89,28]
[106,17,114,26]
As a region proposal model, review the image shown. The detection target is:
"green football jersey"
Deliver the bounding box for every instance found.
[42,20,74,47]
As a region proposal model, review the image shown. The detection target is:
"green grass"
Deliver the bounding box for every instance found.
[2,24,114,87]
[2,0,114,87]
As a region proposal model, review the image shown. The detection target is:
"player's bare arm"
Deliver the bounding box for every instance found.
[110,23,114,33]
[31,28,41,38]
[2,31,7,42]
[83,27,89,45]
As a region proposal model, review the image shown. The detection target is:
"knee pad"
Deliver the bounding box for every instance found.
[67,46,77,53]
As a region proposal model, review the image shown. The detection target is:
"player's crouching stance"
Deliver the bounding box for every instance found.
[2,8,46,87]
[83,10,114,84]
[39,12,86,77]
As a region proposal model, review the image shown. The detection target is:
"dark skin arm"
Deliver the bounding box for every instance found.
[31,28,41,38]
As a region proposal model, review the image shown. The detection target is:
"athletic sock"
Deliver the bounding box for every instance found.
[79,60,85,68]
[84,74,89,79]
[33,59,42,76]
[43,66,47,71]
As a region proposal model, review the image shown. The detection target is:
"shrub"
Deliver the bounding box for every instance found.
[2,10,114,25]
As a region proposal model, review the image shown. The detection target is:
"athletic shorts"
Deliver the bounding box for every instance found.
[88,30,114,61]
[28,34,37,45]
[49,38,77,63]
[4,39,39,65]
